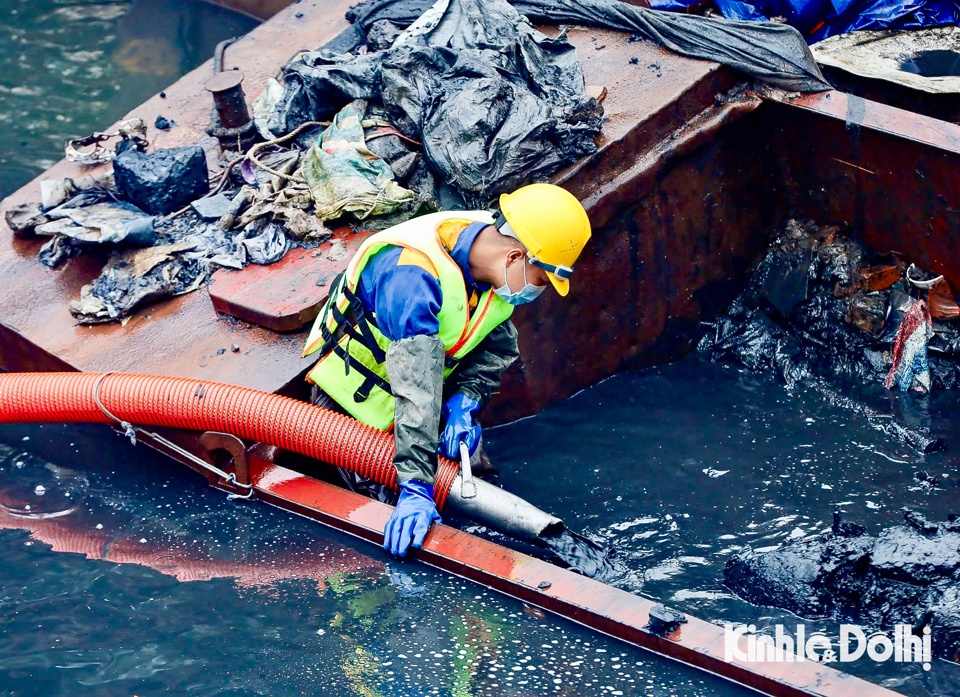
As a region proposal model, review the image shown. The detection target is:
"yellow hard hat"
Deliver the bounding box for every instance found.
[497,183,591,297]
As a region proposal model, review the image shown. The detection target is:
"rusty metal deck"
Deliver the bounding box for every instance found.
[0,0,369,391]
[0,0,732,404]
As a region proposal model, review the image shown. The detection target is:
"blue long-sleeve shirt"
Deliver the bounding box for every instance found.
[355,221,490,341]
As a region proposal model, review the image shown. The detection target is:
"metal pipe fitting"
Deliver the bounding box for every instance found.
[443,475,564,541]
[204,71,258,153]
[205,71,250,130]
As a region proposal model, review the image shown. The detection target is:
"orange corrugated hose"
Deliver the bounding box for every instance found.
[0,372,460,510]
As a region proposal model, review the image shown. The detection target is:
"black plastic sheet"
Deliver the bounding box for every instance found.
[270,0,603,206]
[347,0,831,92]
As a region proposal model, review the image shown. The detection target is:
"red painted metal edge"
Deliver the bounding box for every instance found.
[208,230,374,331]
[202,0,293,21]
[758,88,960,155]
[247,458,904,697]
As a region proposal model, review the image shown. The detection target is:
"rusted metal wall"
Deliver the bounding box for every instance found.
[490,93,960,423]
[762,99,960,292]
[492,105,776,422]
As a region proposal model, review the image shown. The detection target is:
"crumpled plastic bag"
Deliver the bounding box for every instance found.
[38,234,78,269]
[252,77,285,140]
[39,171,116,210]
[69,243,201,324]
[270,0,603,206]
[228,180,331,241]
[302,102,415,220]
[36,200,155,247]
[238,219,290,265]
[699,309,810,386]
[267,52,382,137]
[380,0,603,201]
[4,202,49,239]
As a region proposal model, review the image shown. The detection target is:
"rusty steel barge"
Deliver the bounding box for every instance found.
[1,1,959,695]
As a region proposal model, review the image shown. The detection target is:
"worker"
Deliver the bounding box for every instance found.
[302,183,591,557]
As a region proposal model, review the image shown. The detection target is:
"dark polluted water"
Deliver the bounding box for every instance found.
[485,357,960,697]
[0,419,747,697]
[3,357,958,694]
[0,0,258,199]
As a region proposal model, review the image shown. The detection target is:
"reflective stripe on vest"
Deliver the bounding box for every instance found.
[302,212,514,430]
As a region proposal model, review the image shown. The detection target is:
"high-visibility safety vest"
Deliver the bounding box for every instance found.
[302,211,515,431]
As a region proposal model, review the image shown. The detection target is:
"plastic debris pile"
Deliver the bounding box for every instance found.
[698,219,960,394]
[264,0,606,207]
[5,0,611,324]
[344,0,829,91]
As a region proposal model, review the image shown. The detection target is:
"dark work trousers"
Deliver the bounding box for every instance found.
[310,385,399,505]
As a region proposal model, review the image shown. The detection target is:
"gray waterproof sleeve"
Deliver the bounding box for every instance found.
[448,319,520,410]
[385,333,445,486]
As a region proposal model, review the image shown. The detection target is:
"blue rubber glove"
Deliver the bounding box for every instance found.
[383,480,441,557]
[439,393,481,460]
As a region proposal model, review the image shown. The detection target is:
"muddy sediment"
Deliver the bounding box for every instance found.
[699,219,960,392]
[698,219,960,455]
[724,509,960,662]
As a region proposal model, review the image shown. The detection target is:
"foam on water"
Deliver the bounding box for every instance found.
[0,421,748,696]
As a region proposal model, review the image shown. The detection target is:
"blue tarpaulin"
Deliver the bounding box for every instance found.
[651,0,959,42]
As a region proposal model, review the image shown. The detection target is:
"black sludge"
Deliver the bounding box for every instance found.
[113,145,209,216]
[539,528,618,578]
[724,509,960,662]
[698,219,959,454]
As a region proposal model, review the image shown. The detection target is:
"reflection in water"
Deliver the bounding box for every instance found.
[0,425,745,696]
[0,0,258,198]
[0,497,382,589]
[0,440,383,589]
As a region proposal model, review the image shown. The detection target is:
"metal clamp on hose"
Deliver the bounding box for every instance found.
[91,373,254,498]
[139,428,255,499]
[93,372,138,446]
[459,441,477,499]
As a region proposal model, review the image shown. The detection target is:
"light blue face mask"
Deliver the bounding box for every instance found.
[494,258,546,305]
